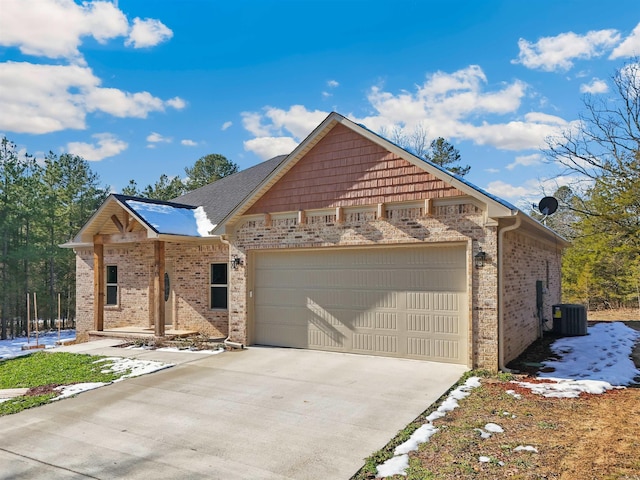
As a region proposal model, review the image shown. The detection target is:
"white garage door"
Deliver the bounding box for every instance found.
[252,245,468,364]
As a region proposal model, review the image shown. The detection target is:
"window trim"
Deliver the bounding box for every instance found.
[105,264,119,307]
[209,263,228,310]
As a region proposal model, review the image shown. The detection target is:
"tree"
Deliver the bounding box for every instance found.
[184,153,238,190]
[529,185,580,240]
[380,125,470,176]
[121,179,140,196]
[546,61,640,310]
[123,153,238,200]
[424,137,470,177]
[141,174,186,201]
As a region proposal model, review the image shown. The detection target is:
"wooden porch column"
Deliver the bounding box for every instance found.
[93,239,104,331]
[153,240,165,337]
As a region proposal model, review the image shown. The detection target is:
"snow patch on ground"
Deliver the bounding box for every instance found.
[53,357,174,400]
[376,376,481,477]
[54,382,107,400]
[540,322,640,385]
[514,445,538,453]
[484,423,504,433]
[0,330,76,360]
[513,378,618,398]
[94,356,174,379]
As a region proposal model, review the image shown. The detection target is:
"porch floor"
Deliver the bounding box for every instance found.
[89,326,199,341]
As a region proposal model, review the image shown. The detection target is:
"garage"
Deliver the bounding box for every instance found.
[252,245,469,364]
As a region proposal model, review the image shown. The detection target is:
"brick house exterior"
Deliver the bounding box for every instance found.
[64,112,567,370]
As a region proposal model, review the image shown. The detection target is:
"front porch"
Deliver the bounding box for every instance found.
[88,326,199,342]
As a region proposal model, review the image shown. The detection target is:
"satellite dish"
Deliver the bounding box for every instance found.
[538,196,558,215]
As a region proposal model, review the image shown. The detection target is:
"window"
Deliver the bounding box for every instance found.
[210,263,228,309]
[106,265,118,306]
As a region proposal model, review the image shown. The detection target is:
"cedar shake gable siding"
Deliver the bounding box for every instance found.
[245,124,464,215]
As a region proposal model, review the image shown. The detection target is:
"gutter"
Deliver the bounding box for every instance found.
[497,214,522,372]
[219,235,245,350]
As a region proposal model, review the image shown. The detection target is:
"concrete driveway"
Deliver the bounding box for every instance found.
[0,345,466,479]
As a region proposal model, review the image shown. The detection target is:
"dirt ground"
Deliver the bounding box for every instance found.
[408,381,640,479]
[364,315,640,479]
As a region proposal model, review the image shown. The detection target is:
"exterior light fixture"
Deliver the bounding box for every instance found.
[231,255,244,270]
[474,250,486,269]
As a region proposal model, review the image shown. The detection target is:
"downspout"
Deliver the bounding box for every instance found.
[219,235,245,350]
[498,214,522,372]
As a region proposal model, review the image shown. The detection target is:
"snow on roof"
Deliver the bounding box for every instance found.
[125,199,215,237]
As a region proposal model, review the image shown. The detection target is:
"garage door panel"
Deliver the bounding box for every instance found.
[253,246,468,364]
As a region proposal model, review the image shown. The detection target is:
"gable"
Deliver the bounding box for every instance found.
[245,124,464,215]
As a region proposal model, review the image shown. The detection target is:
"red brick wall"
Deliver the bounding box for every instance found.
[245,124,463,214]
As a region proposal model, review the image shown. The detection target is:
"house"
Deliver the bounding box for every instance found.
[63,112,568,370]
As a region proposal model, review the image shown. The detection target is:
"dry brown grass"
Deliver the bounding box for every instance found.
[588,308,640,321]
[402,381,640,480]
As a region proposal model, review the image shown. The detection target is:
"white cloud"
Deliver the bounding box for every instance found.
[580,78,609,94]
[0,62,181,134]
[327,80,339,88]
[513,29,621,71]
[86,88,165,118]
[356,66,527,136]
[485,180,533,202]
[243,106,328,139]
[0,0,173,63]
[506,153,543,170]
[610,22,640,59]
[242,66,578,158]
[263,106,329,139]
[166,97,186,110]
[0,0,128,63]
[241,111,272,137]
[125,17,173,48]
[485,175,581,209]
[0,62,96,133]
[67,133,127,161]
[181,139,197,146]
[147,132,171,143]
[485,168,500,174]
[243,136,298,160]
[221,121,233,131]
[241,106,328,157]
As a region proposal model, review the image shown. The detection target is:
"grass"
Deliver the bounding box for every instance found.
[0,352,130,416]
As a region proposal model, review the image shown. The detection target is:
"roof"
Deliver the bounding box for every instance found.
[64,112,567,248]
[173,154,287,226]
[61,194,218,247]
[113,195,214,237]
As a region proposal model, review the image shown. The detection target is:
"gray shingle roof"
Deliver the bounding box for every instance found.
[172,155,287,226]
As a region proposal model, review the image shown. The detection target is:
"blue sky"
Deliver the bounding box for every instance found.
[1,0,639,208]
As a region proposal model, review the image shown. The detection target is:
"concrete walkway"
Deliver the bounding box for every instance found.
[0,342,466,479]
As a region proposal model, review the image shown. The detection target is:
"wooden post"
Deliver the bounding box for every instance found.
[57,293,61,341]
[26,293,30,344]
[33,292,39,346]
[93,240,104,331]
[153,241,165,337]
